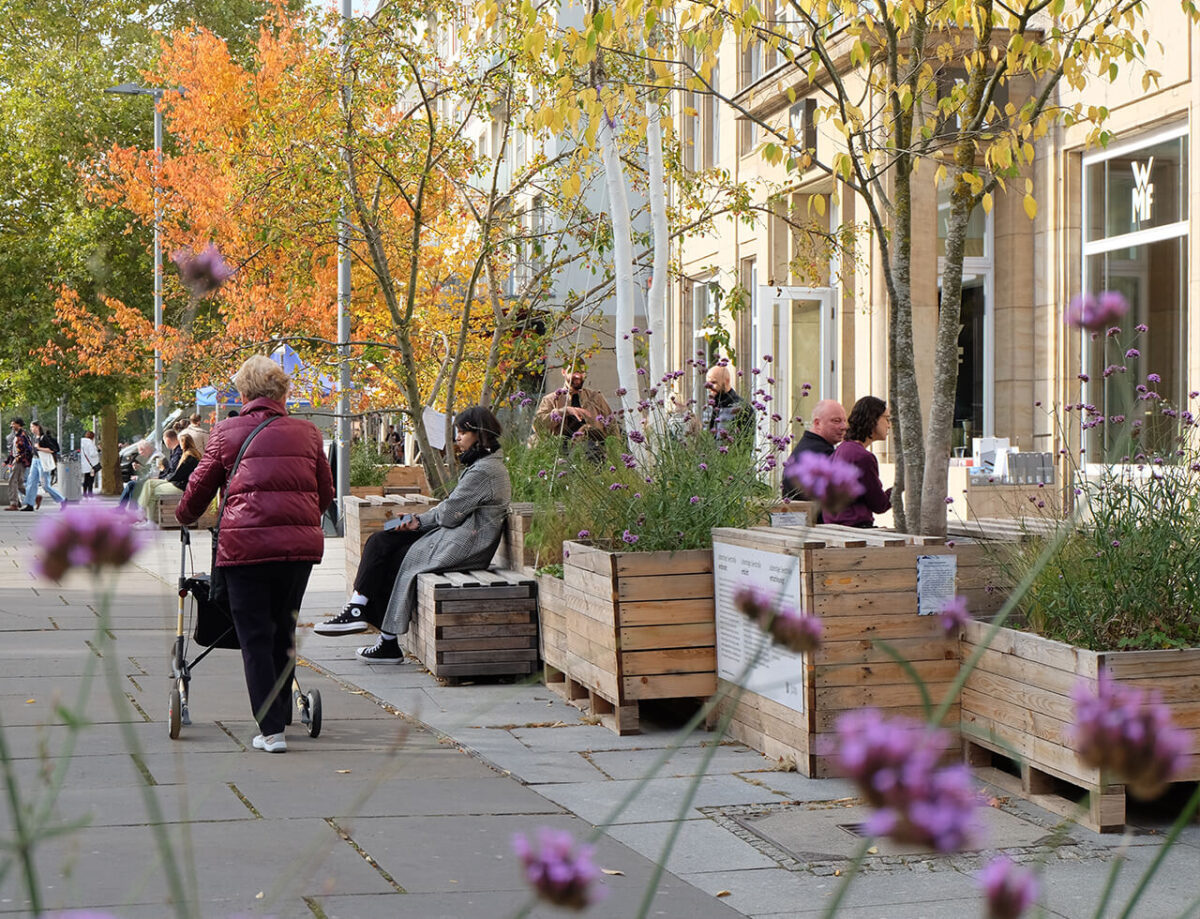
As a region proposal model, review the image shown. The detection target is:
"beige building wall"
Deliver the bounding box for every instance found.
[674,1,1196,472]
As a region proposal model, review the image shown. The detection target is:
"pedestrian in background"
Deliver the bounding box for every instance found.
[79,431,101,498]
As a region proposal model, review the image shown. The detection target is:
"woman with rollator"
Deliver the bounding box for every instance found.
[314,405,511,664]
[176,355,333,753]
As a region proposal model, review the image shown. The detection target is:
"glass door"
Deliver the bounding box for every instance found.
[756,285,837,449]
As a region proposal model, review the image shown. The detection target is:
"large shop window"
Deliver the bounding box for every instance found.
[1082,127,1188,460]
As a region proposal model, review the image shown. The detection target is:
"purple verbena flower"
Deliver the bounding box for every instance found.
[833,710,983,852]
[1064,291,1128,331]
[1070,672,1188,799]
[621,530,639,545]
[979,857,1039,919]
[939,595,970,635]
[1147,372,1161,383]
[170,243,235,299]
[1126,348,1140,360]
[769,606,823,654]
[689,495,701,504]
[577,530,590,540]
[783,451,864,512]
[512,827,602,910]
[628,430,645,444]
[33,505,148,582]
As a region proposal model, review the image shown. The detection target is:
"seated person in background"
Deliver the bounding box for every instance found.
[825,396,892,528]
[184,413,209,454]
[158,429,181,479]
[118,441,154,507]
[533,363,618,453]
[137,431,202,521]
[314,406,512,664]
[782,399,849,499]
[701,363,754,444]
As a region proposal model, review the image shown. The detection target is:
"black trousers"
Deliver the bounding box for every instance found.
[224,561,313,736]
[353,529,423,629]
[81,472,95,495]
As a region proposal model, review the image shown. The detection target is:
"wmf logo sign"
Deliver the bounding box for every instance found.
[1131,157,1155,224]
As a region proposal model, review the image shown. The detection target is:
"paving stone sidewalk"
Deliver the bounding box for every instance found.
[0,507,1197,918]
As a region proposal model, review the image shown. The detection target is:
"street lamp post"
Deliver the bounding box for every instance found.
[105,82,166,448]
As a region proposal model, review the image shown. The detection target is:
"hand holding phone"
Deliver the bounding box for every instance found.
[383,513,415,531]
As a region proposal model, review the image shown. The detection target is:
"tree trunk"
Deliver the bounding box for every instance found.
[100,405,120,496]
[645,95,669,392]
[598,113,642,434]
[889,160,924,532]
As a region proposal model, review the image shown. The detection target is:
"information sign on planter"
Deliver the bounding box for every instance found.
[713,540,805,713]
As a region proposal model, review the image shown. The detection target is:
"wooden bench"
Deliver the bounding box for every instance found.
[153,493,217,529]
[404,569,539,680]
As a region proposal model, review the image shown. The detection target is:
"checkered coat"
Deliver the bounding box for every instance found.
[381,449,511,634]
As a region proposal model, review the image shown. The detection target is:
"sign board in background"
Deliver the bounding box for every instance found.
[916,554,957,616]
[712,540,806,714]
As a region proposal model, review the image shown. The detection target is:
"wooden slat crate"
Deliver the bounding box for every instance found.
[343,495,438,586]
[961,618,1200,831]
[494,503,539,574]
[707,525,1003,776]
[384,464,430,493]
[154,493,217,530]
[539,541,717,735]
[405,568,538,679]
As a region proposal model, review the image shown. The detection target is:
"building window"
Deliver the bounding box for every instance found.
[936,182,994,439]
[1082,126,1188,461]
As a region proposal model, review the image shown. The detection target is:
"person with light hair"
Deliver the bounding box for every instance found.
[176,354,333,753]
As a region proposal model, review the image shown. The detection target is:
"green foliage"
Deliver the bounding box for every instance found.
[502,427,564,502]
[349,439,389,488]
[509,410,779,556]
[1006,431,1200,652]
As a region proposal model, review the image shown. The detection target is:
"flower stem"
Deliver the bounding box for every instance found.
[1114,783,1200,919]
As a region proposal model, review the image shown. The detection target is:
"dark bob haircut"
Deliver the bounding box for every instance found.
[845,395,888,443]
[454,405,503,451]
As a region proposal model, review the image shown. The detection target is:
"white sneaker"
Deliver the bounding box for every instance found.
[252,733,287,753]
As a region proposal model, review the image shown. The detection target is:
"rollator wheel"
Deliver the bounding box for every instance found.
[168,688,182,739]
[306,690,322,738]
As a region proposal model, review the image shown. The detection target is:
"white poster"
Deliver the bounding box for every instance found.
[916,554,957,616]
[422,406,447,450]
[712,540,806,713]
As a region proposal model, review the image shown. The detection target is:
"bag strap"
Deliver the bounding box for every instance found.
[215,415,283,529]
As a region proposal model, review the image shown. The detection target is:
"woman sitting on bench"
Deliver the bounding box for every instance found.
[315,405,512,663]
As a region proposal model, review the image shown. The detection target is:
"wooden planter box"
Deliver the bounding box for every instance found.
[708,525,1004,776]
[343,494,439,586]
[495,502,540,574]
[960,620,1200,831]
[384,464,430,494]
[538,541,717,734]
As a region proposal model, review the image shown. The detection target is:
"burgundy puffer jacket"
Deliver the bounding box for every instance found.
[175,397,333,566]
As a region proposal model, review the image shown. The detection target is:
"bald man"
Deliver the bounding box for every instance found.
[703,364,754,444]
[782,399,849,500]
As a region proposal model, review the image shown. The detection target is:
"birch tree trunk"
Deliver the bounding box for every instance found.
[645,95,668,391]
[598,113,642,433]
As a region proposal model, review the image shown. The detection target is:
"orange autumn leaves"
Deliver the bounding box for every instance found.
[53,4,497,409]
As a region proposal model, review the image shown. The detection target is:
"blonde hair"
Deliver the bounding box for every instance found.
[180,432,202,461]
[233,355,290,403]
